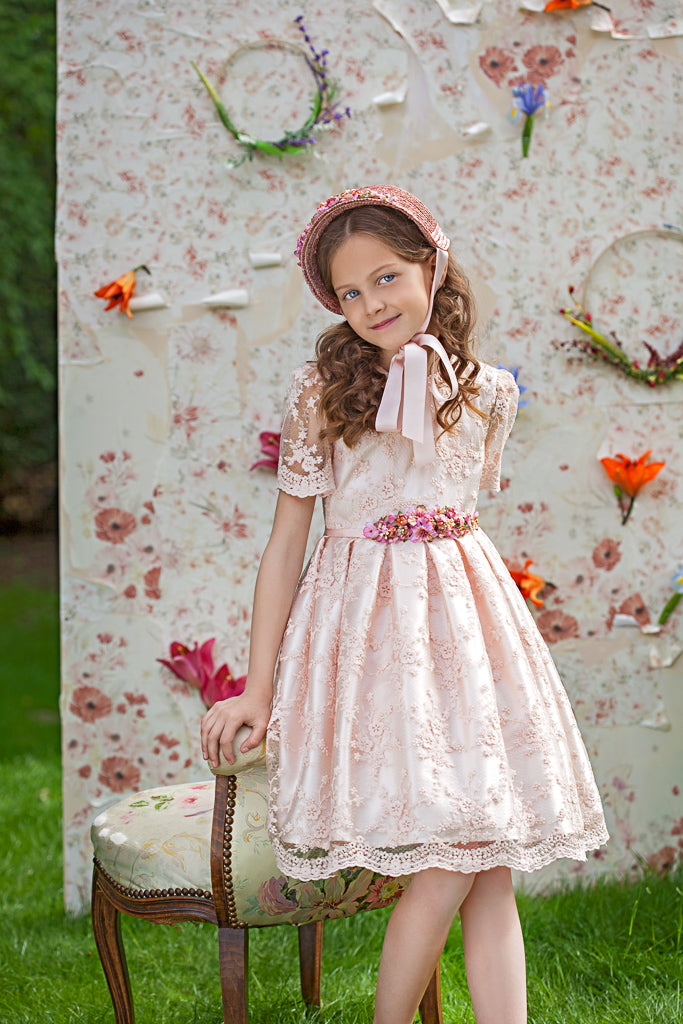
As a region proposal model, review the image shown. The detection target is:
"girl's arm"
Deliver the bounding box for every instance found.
[200,489,316,767]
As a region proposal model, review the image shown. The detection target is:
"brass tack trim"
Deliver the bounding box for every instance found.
[93,858,213,902]
[222,776,241,928]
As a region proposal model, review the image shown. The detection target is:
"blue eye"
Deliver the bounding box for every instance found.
[379,273,395,284]
[343,288,359,301]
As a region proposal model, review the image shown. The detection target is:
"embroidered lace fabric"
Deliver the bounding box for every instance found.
[269,362,609,879]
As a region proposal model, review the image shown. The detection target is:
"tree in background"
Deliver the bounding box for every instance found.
[0,1,56,530]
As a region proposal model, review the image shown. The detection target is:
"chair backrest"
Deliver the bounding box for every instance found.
[211,756,412,929]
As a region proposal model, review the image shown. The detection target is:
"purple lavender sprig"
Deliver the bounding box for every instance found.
[290,15,351,148]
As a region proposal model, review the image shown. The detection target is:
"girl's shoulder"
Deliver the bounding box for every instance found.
[282,361,324,412]
[287,360,322,389]
[473,362,519,412]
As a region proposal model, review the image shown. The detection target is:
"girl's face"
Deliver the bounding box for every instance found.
[329,234,435,369]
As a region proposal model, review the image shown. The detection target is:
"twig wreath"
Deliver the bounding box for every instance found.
[558,228,683,386]
[192,16,350,163]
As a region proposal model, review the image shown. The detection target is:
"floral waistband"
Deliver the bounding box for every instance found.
[326,507,478,543]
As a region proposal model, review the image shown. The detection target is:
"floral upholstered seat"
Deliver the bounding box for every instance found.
[93,778,215,896]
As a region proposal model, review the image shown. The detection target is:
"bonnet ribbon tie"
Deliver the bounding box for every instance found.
[375,248,457,466]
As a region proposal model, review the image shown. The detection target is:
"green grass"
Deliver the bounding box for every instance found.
[1,582,682,1022]
[0,581,60,760]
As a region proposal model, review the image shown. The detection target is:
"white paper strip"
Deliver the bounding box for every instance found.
[249,252,282,268]
[590,8,619,35]
[461,121,491,137]
[612,614,640,628]
[612,614,660,634]
[201,288,250,308]
[373,87,407,107]
[127,291,168,312]
[435,0,483,23]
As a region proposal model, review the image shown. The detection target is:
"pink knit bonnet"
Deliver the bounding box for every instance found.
[295,184,450,314]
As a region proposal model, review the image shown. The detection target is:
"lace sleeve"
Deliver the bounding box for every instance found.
[277,364,335,498]
[480,368,519,492]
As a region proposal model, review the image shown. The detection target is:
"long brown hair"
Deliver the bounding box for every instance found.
[314,206,483,448]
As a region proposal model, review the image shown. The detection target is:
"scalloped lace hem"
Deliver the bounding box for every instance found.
[278,470,334,498]
[270,826,610,881]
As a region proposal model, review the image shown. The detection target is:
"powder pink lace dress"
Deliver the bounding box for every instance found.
[267,361,608,880]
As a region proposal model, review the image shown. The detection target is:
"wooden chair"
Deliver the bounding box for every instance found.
[91,729,442,1023]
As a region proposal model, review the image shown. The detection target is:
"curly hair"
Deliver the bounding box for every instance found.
[313,205,483,448]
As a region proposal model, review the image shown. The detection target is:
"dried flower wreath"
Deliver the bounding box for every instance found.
[192,17,350,163]
[558,228,683,386]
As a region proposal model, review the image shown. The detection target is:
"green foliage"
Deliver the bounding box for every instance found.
[0,1,56,479]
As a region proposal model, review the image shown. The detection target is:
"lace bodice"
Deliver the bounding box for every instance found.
[277,361,519,528]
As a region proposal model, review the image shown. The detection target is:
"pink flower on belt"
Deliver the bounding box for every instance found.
[157,639,246,707]
[411,514,437,541]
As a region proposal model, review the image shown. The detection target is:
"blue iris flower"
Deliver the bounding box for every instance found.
[510,81,550,156]
[511,82,549,118]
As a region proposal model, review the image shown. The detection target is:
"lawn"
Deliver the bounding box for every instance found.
[0,580,681,1022]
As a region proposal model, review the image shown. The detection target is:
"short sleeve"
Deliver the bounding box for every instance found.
[479,368,519,492]
[277,364,335,498]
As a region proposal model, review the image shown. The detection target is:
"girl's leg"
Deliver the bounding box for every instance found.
[459,866,527,1024]
[373,867,475,1024]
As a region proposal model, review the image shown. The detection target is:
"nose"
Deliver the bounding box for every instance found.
[364,289,385,317]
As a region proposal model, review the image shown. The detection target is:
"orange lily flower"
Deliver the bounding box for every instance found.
[544,0,593,10]
[600,450,665,525]
[94,264,149,318]
[509,559,546,607]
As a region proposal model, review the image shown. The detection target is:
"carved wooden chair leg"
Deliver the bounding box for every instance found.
[91,870,135,1024]
[218,926,249,1024]
[297,920,323,1007]
[418,963,443,1024]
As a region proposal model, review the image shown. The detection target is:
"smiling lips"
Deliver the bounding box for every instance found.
[371,315,400,330]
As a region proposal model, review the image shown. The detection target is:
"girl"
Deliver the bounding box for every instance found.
[201,185,608,1024]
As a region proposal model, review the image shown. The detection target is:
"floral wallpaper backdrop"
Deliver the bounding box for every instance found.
[58,0,683,912]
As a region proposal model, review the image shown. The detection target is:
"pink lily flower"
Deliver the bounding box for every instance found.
[158,639,215,686]
[200,663,247,708]
[250,431,281,471]
[157,639,246,707]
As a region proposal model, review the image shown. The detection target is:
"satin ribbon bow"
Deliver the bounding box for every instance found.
[375,248,457,466]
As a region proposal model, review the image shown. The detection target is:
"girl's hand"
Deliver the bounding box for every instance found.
[201,692,271,768]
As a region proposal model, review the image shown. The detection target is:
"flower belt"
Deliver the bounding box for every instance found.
[325,507,478,543]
